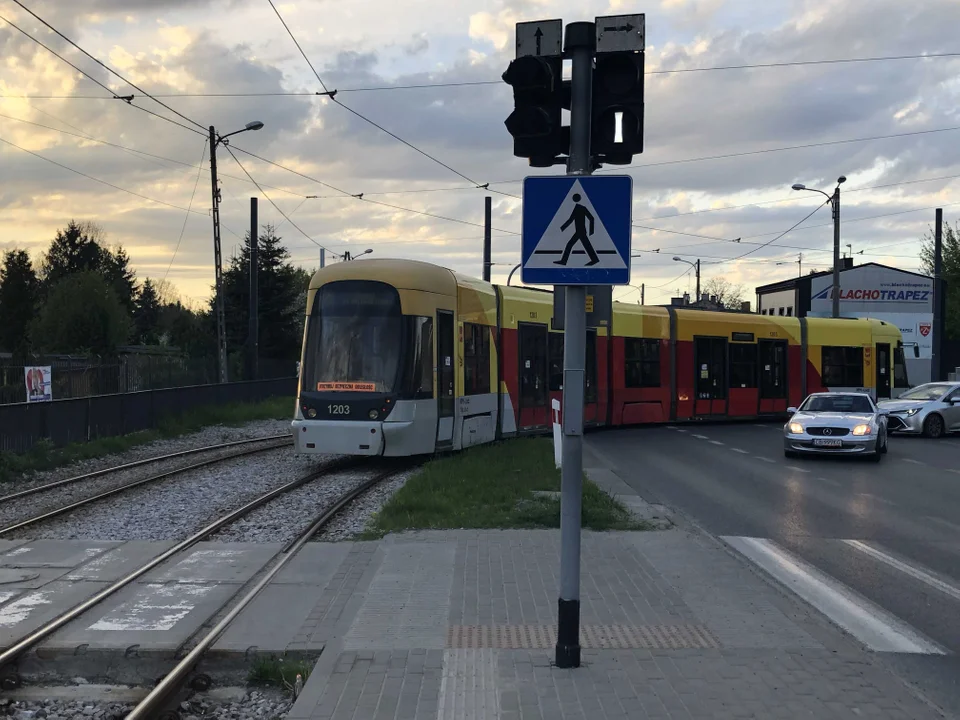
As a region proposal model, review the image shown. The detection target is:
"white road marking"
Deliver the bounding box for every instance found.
[709,440,725,446]
[723,536,944,654]
[924,515,960,534]
[858,493,894,506]
[676,428,689,433]
[818,477,841,488]
[754,424,768,428]
[785,465,811,473]
[756,457,777,463]
[692,434,708,440]
[902,459,925,466]
[3,547,32,558]
[731,448,749,454]
[666,426,679,431]
[89,583,216,632]
[843,540,960,604]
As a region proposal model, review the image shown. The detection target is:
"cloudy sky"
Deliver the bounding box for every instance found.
[1,0,958,305]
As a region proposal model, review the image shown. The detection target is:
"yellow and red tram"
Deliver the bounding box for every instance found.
[293,258,908,456]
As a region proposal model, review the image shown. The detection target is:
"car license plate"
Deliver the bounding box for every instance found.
[813,438,842,447]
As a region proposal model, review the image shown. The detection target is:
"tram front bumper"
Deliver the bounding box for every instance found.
[292,419,385,456]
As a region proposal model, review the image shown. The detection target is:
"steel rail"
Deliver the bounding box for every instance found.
[0,456,352,675]
[0,434,292,505]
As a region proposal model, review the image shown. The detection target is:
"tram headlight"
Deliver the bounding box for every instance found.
[307,408,317,418]
[369,409,379,420]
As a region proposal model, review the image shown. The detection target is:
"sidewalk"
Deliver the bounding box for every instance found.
[285,478,944,719]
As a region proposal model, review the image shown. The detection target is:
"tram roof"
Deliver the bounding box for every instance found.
[309,258,460,296]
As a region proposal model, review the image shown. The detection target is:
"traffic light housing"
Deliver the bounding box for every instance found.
[591,51,644,164]
[502,55,566,166]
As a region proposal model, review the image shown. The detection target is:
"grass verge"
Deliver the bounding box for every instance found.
[0,395,292,483]
[248,653,314,690]
[361,437,652,538]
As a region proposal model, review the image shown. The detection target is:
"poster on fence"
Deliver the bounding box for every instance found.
[24,366,52,403]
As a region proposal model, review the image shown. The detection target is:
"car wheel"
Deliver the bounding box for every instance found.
[923,414,945,439]
[880,433,888,454]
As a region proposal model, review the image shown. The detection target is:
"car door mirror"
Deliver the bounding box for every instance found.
[787,407,798,414]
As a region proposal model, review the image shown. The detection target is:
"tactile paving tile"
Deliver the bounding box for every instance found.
[447,623,720,649]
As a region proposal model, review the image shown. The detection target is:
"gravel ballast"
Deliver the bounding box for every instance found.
[4,446,335,543]
[315,468,415,541]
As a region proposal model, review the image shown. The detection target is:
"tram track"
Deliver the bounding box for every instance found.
[0,436,293,537]
[0,455,372,691]
[126,460,416,720]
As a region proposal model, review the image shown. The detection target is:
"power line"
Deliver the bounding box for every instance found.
[223,144,337,257]
[163,141,208,282]
[0,134,203,213]
[723,200,829,262]
[9,51,960,99]
[10,0,208,133]
[0,11,205,136]
[265,0,489,190]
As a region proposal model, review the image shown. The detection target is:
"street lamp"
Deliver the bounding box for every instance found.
[792,175,845,318]
[507,263,521,286]
[343,248,373,261]
[672,256,700,304]
[208,120,265,384]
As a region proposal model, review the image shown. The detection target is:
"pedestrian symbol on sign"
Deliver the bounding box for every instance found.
[554,194,598,266]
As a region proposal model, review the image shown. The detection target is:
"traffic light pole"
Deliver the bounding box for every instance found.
[556,20,594,671]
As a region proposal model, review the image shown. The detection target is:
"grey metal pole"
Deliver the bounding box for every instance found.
[695,259,700,304]
[320,247,325,269]
[641,283,645,305]
[832,187,841,318]
[556,19,594,671]
[933,208,944,381]
[248,197,259,381]
[209,126,228,384]
[483,196,492,281]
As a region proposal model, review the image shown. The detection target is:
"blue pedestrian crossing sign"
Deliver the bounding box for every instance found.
[521,175,632,286]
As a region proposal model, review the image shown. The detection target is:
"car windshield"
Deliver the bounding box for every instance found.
[897,384,952,401]
[800,395,874,413]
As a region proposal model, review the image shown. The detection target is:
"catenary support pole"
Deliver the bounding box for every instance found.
[209,126,228,383]
[248,197,259,381]
[556,19,594,671]
[483,196,492,281]
[933,208,944,381]
[832,186,841,318]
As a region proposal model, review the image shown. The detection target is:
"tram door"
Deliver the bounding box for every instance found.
[759,339,788,414]
[518,323,549,429]
[876,343,891,399]
[694,337,727,416]
[437,310,455,446]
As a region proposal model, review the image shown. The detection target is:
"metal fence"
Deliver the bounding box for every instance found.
[0,354,296,405]
[0,376,296,454]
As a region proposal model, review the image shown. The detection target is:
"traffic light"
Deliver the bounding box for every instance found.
[591,51,644,164]
[502,55,566,166]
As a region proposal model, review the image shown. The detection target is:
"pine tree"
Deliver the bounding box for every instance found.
[920,220,960,340]
[0,249,40,358]
[133,279,162,345]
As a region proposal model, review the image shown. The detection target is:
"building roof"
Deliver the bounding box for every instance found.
[755,262,931,294]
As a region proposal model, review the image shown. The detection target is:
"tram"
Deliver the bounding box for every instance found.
[292,258,908,456]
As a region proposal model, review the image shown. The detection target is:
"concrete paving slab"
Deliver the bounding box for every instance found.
[0,581,109,647]
[0,566,73,589]
[0,540,30,554]
[0,540,121,568]
[143,542,280,584]
[212,583,328,653]
[63,541,175,582]
[42,581,235,652]
[268,543,352,585]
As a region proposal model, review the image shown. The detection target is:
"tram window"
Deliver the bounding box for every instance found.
[399,316,433,399]
[586,330,598,403]
[822,346,864,387]
[624,338,660,388]
[463,323,491,396]
[893,346,910,388]
[729,344,758,388]
[519,324,548,407]
[548,333,564,391]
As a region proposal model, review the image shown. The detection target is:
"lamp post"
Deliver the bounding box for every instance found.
[209,120,264,384]
[672,256,700,304]
[343,248,373,261]
[792,176,845,318]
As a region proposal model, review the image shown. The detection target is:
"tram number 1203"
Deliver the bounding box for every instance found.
[328,404,350,415]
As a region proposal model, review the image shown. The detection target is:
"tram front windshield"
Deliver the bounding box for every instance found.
[303,281,401,393]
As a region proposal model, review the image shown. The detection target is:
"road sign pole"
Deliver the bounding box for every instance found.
[556,20,595,671]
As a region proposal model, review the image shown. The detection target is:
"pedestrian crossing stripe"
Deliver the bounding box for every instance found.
[523,179,627,271]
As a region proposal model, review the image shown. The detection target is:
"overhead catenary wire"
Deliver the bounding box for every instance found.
[9,0,208,133]
[163,141,208,282]
[8,50,960,99]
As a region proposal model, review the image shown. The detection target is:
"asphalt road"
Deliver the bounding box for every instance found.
[587,422,960,715]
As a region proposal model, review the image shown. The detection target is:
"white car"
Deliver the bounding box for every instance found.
[784,392,888,461]
[879,382,960,438]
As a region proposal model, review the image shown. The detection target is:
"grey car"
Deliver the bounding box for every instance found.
[878,382,960,438]
[784,392,888,462]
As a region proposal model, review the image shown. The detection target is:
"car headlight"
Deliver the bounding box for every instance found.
[852,424,872,436]
[788,422,804,434]
[905,408,920,416]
